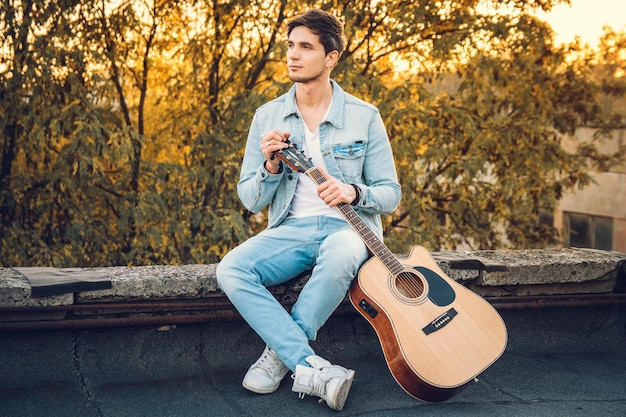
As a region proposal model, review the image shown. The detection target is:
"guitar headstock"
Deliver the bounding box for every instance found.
[275,140,314,173]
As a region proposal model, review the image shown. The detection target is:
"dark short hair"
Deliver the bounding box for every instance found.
[286,9,346,57]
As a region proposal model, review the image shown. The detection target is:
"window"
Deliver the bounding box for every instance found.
[565,212,613,250]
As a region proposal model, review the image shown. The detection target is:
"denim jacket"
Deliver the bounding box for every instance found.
[237,80,401,239]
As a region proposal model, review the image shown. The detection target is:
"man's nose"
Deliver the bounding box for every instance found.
[288,47,299,60]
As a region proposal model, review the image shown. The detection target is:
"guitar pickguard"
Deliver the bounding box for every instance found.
[413,266,456,307]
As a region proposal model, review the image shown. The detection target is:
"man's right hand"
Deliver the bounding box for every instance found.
[260,130,290,174]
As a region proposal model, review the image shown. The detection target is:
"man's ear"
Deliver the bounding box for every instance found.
[325,50,339,68]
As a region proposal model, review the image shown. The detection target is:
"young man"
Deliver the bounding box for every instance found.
[216,9,401,411]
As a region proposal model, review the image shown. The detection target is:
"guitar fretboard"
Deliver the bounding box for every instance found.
[306,168,404,277]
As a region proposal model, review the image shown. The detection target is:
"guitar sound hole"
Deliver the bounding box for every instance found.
[393,270,427,303]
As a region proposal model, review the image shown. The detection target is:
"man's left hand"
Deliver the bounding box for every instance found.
[316,167,357,207]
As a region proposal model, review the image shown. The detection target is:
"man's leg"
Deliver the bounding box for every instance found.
[288,218,367,411]
[290,217,369,345]
[218,216,367,409]
[216,218,319,371]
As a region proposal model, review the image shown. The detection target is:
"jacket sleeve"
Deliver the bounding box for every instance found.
[236,112,284,213]
[353,111,402,215]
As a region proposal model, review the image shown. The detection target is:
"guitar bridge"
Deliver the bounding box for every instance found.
[422,308,458,335]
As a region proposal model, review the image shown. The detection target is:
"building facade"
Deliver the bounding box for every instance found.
[554,128,625,253]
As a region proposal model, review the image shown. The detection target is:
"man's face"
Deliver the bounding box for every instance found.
[287,26,335,83]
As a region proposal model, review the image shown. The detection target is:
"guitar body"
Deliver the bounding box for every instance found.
[349,245,507,402]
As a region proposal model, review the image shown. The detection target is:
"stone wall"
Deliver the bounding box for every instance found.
[1,247,624,331]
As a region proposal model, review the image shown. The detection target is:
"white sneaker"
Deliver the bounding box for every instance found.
[242,345,290,394]
[291,355,355,411]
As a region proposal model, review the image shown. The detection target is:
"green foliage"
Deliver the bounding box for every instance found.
[1,0,624,266]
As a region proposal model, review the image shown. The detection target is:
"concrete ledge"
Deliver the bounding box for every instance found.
[462,247,626,296]
[1,247,624,330]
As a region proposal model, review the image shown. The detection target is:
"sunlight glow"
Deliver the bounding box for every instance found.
[536,0,626,47]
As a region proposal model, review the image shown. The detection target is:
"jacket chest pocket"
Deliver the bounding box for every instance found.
[332,140,367,182]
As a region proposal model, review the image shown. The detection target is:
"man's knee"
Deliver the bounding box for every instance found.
[322,230,368,267]
[216,252,242,293]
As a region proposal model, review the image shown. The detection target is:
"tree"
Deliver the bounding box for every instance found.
[0,0,127,266]
[336,2,624,250]
[1,0,623,267]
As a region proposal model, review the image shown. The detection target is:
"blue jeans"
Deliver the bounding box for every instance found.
[216,216,369,371]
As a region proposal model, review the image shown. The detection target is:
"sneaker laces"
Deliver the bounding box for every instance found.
[251,347,284,377]
[308,366,348,399]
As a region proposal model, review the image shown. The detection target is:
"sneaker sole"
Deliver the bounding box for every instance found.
[242,380,281,394]
[327,370,355,411]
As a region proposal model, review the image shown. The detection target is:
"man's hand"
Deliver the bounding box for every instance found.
[260,129,289,174]
[316,167,358,207]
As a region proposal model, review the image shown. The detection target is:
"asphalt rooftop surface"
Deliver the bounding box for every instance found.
[1,306,625,417]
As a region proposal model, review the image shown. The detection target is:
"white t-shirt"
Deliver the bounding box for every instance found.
[287,103,342,220]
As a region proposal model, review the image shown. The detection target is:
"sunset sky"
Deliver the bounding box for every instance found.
[538,0,626,46]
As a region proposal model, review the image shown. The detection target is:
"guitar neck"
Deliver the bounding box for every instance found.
[305,167,403,276]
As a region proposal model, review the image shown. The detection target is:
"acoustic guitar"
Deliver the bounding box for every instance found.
[276,141,507,402]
